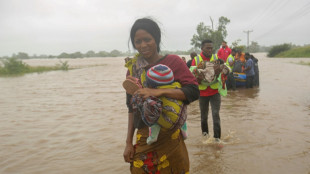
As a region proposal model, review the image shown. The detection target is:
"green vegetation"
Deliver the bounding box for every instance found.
[275,46,310,58]
[191,16,230,52]
[0,49,132,59]
[297,61,310,66]
[267,44,310,58]
[267,43,292,57]
[0,58,70,76]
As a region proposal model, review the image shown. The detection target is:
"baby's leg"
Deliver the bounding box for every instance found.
[181,122,188,140]
[147,124,161,145]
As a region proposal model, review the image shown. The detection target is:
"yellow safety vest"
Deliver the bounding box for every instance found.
[193,54,219,90]
[226,54,235,70]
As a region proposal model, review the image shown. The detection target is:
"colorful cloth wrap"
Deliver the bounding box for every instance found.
[131,95,163,127]
[125,54,190,173]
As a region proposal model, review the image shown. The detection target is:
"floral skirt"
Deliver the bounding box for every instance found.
[130,126,189,174]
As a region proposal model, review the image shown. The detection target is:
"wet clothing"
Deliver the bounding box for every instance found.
[246,75,254,88]
[245,59,255,76]
[226,72,236,90]
[217,46,231,62]
[130,126,189,174]
[125,54,199,173]
[199,93,221,138]
[251,57,259,86]
[191,52,223,139]
[245,58,255,88]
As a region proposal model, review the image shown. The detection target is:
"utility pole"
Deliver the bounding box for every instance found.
[244,30,253,52]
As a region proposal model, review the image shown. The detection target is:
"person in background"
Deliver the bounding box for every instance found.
[226,49,236,90]
[232,52,244,73]
[186,52,197,68]
[182,57,187,64]
[243,52,255,88]
[236,50,245,63]
[123,17,199,174]
[217,41,231,62]
[250,54,259,86]
[191,39,222,142]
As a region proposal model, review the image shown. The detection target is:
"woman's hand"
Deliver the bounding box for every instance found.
[134,88,162,99]
[126,75,137,81]
[123,143,134,163]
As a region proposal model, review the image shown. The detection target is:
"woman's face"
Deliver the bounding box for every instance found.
[134,29,158,61]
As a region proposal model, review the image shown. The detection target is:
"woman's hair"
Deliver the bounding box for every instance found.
[130,18,161,52]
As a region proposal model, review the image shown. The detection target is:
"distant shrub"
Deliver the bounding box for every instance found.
[0,58,29,75]
[0,58,70,76]
[276,46,310,58]
[56,60,69,70]
[267,43,292,57]
[298,61,310,66]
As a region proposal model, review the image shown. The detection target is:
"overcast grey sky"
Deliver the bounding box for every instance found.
[0,0,309,56]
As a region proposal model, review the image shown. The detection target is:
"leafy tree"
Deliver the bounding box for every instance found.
[58,52,71,58]
[110,49,122,57]
[72,52,83,58]
[15,52,29,59]
[231,39,246,52]
[231,39,241,49]
[191,16,230,52]
[97,51,109,57]
[85,50,96,57]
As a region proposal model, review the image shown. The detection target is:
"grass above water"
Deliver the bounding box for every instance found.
[0,58,70,77]
[275,46,310,58]
[297,61,310,66]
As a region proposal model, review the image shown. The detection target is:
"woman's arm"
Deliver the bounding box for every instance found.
[123,112,135,163]
[135,88,186,100]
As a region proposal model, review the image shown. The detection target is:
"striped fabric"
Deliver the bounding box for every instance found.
[146,64,174,88]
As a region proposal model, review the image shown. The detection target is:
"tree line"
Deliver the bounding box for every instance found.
[0,49,200,59]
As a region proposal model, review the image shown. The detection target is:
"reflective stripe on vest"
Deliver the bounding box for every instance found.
[195,54,217,65]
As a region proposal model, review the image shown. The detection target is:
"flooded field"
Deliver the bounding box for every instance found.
[0,53,309,173]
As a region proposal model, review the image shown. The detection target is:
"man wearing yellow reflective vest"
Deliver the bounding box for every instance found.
[190,39,222,141]
[226,49,237,90]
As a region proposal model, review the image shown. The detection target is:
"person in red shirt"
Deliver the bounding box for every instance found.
[190,39,222,141]
[217,41,231,62]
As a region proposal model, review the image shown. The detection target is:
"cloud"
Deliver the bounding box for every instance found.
[0,0,310,56]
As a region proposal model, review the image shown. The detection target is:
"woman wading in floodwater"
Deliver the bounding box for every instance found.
[123,17,199,173]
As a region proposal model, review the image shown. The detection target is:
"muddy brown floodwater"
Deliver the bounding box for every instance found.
[0,53,309,174]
